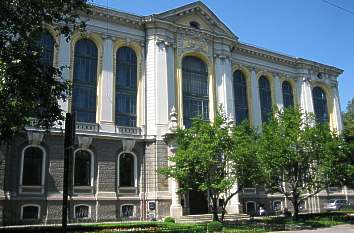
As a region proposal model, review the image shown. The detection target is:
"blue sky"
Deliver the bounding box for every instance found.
[93,0,354,111]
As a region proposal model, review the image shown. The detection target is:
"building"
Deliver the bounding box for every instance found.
[0,1,350,225]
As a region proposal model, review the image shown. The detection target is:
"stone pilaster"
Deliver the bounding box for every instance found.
[58,34,71,113]
[100,36,114,132]
[250,68,262,129]
[273,75,283,110]
[297,76,314,114]
[331,84,343,132]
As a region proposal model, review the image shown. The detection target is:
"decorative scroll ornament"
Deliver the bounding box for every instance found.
[27,132,44,146]
[78,136,93,149]
[168,106,178,133]
[122,139,136,153]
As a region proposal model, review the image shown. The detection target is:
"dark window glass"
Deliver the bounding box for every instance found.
[22,206,39,220]
[119,153,134,187]
[182,56,209,128]
[259,76,272,122]
[38,32,54,67]
[72,39,98,123]
[74,150,91,186]
[233,70,249,123]
[282,81,294,108]
[312,86,328,123]
[121,205,134,217]
[116,47,137,127]
[75,205,89,219]
[22,147,43,186]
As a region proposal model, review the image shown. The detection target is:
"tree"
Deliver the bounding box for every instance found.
[160,109,262,222]
[0,0,90,144]
[257,107,351,219]
[342,98,354,188]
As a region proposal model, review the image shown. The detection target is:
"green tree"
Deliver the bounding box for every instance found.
[0,0,90,143]
[160,110,262,222]
[257,107,350,219]
[342,98,354,188]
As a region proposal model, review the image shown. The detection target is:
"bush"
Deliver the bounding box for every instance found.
[164,217,176,223]
[208,221,223,232]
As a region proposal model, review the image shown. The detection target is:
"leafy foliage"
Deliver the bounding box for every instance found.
[207,221,223,232]
[257,107,351,218]
[343,98,354,188]
[0,0,90,143]
[160,108,262,221]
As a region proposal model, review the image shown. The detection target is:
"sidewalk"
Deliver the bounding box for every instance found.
[271,224,354,233]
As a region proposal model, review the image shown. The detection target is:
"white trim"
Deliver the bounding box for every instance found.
[19,145,46,194]
[120,204,136,218]
[117,151,138,188]
[20,204,40,220]
[245,201,256,213]
[73,148,95,188]
[73,204,91,219]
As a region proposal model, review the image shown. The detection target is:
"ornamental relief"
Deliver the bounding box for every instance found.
[177,32,212,60]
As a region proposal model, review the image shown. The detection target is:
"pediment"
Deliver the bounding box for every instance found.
[156,1,238,41]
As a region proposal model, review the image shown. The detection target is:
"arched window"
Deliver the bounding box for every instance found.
[282,81,294,108]
[259,76,272,122]
[312,86,328,123]
[116,47,137,127]
[74,204,90,219]
[72,39,98,123]
[182,56,209,128]
[21,147,44,186]
[233,70,249,123]
[21,205,40,220]
[74,150,92,186]
[38,32,54,67]
[119,153,135,187]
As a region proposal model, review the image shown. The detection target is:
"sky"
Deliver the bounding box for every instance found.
[93,0,354,111]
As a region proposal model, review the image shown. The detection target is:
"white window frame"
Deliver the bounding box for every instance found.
[73,204,91,219]
[73,148,94,187]
[120,204,136,218]
[117,151,137,188]
[20,204,40,220]
[19,145,46,194]
[243,187,256,194]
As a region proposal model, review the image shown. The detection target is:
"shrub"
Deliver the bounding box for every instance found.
[164,217,176,223]
[208,221,223,232]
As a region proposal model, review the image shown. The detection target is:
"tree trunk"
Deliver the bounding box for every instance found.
[292,195,299,220]
[220,206,226,223]
[212,197,219,222]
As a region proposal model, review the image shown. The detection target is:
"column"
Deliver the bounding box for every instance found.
[215,56,234,118]
[99,36,114,132]
[57,34,71,113]
[251,68,262,129]
[296,76,314,114]
[331,84,343,132]
[273,75,283,110]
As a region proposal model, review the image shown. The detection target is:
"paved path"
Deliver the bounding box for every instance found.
[271,224,354,233]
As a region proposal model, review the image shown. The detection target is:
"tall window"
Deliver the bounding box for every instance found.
[72,39,98,123]
[259,76,272,122]
[116,47,137,127]
[282,81,294,108]
[233,70,249,123]
[38,32,54,67]
[182,56,209,128]
[119,153,135,187]
[21,147,44,186]
[74,150,92,186]
[312,86,328,123]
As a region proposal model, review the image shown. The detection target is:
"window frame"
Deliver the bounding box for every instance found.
[258,75,273,122]
[72,38,98,123]
[19,145,46,194]
[20,204,40,221]
[120,204,136,218]
[233,70,249,123]
[312,86,329,123]
[115,46,138,127]
[73,149,94,188]
[117,152,137,188]
[73,204,91,219]
[281,80,294,108]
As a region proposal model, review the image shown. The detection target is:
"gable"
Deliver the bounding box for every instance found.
[156,1,238,41]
